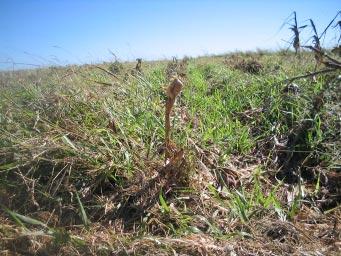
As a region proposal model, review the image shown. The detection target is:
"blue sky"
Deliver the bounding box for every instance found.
[0,0,339,69]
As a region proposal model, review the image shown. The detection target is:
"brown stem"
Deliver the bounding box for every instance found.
[280,68,337,84]
[165,98,174,162]
[164,78,183,164]
[95,66,119,79]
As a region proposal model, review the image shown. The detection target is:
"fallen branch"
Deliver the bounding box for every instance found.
[302,45,341,68]
[280,68,337,84]
[95,65,119,79]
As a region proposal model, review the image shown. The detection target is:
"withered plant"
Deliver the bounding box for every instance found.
[309,19,323,69]
[289,12,307,54]
[135,58,142,73]
[276,11,341,186]
[306,12,340,69]
[164,77,183,163]
[301,12,341,71]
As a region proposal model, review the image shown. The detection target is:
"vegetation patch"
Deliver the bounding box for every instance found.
[0,12,340,255]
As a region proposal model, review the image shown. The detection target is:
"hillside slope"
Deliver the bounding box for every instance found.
[0,52,340,255]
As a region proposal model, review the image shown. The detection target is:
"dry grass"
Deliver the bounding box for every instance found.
[0,44,340,255]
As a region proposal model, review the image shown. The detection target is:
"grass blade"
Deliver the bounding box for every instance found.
[75,191,91,229]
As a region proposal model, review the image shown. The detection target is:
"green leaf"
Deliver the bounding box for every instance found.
[1,205,47,228]
[62,135,77,150]
[159,191,170,213]
[75,191,91,229]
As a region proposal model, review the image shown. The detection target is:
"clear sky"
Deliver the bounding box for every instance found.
[0,0,340,70]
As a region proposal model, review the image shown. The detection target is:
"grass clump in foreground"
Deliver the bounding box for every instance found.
[0,50,340,255]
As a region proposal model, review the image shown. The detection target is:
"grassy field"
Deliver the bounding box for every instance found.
[0,51,340,255]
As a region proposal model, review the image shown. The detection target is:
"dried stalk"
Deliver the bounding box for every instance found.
[95,65,119,79]
[290,12,306,55]
[309,19,324,69]
[279,68,337,84]
[135,58,142,73]
[165,78,183,163]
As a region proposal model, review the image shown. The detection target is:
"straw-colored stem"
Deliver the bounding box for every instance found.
[164,78,183,163]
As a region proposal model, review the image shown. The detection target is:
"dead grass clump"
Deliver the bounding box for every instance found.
[229,58,263,74]
[165,57,188,80]
[109,60,123,74]
[223,53,263,74]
